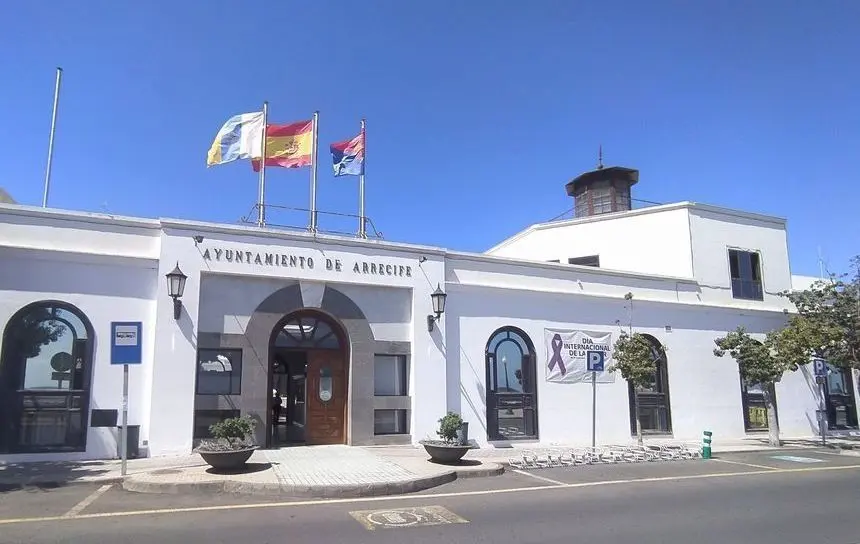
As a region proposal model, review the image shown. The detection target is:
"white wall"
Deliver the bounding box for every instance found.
[688,208,791,309]
[0,247,158,461]
[487,205,694,278]
[148,222,447,454]
[445,256,806,447]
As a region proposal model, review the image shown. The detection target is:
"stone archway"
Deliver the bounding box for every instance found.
[241,284,375,447]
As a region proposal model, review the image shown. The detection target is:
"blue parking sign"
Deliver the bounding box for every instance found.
[813,358,828,378]
[587,350,605,372]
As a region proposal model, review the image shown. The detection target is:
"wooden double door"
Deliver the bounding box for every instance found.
[304,350,348,445]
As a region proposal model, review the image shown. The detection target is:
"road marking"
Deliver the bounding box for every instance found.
[711,458,780,470]
[771,455,824,463]
[1,464,859,526]
[511,469,567,485]
[349,505,468,531]
[62,485,112,518]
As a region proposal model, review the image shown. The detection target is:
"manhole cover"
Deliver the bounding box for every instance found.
[151,469,183,475]
[349,505,468,531]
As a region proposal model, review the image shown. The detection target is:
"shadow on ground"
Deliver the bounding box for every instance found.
[0,461,115,493]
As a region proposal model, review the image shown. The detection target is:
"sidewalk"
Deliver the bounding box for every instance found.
[1,434,856,498]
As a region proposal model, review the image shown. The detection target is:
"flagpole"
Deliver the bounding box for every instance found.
[42,67,63,208]
[309,110,320,233]
[257,101,268,227]
[358,118,367,238]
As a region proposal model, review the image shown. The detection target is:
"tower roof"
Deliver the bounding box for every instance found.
[564,166,639,197]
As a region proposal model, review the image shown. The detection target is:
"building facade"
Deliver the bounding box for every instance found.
[0,169,857,461]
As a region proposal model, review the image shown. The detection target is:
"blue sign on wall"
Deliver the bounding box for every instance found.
[586,350,605,372]
[111,322,142,365]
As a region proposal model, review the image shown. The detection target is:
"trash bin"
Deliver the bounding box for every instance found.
[117,425,140,459]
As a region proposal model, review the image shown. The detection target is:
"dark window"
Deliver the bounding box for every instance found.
[547,259,560,263]
[374,355,408,396]
[628,335,672,435]
[374,409,408,435]
[741,379,775,432]
[196,349,242,395]
[568,255,600,267]
[193,409,240,439]
[485,327,538,440]
[825,365,858,430]
[0,302,94,453]
[729,249,764,300]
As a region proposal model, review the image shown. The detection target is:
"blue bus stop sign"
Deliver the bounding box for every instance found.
[587,350,605,372]
[111,322,142,365]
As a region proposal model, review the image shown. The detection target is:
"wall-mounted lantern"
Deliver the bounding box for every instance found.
[165,262,188,320]
[427,283,447,332]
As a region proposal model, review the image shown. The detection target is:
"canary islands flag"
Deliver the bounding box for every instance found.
[330,132,365,176]
[206,111,264,167]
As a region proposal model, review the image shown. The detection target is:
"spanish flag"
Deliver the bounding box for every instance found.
[251,120,314,171]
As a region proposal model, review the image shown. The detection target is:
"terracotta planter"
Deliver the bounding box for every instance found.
[198,447,258,471]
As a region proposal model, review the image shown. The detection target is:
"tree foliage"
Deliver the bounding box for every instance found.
[609,332,660,389]
[781,256,860,369]
[713,327,788,384]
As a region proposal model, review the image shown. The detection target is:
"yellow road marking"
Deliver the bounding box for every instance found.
[0,463,858,526]
[710,458,780,471]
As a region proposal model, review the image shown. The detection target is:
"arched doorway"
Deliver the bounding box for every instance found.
[0,301,94,453]
[627,334,672,435]
[269,310,349,446]
[485,327,538,440]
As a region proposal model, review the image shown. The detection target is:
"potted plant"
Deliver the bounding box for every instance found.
[195,415,258,471]
[419,412,476,464]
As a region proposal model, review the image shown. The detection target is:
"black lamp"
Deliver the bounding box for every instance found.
[427,283,447,332]
[165,262,188,319]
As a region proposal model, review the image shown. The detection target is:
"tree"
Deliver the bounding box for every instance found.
[714,327,793,447]
[780,256,860,370]
[610,331,660,445]
[608,293,663,445]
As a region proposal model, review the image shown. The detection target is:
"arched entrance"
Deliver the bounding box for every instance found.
[627,334,672,435]
[485,326,539,441]
[268,310,349,446]
[0,301,95,453]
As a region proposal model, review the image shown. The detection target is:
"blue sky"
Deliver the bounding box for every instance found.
[1,1,858,276]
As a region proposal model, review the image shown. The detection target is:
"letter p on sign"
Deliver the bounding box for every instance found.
[587,350,605,372]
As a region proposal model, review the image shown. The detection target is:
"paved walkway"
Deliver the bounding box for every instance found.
[1,434,856,498]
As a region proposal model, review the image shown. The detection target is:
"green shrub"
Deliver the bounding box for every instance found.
[209,416,256,442]
[437,412,463,443]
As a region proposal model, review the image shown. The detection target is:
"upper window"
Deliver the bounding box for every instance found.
[568,255,600,267]
[196,348,242,395]
[728,249,763,301]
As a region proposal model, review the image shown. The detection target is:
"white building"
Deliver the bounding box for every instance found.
[0,164,856,461]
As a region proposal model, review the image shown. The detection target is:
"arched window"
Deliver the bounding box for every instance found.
[273,314,342,350]
[627,335,672,435]
[0,302,94,453]
[485,327,538,440]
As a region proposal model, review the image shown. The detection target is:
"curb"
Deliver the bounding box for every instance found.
[0,476,124,490]
[122,471,459,498]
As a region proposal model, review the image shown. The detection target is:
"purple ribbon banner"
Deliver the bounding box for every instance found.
[547,333,566,376]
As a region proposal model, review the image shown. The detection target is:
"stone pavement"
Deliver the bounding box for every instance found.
[1,433,856,498]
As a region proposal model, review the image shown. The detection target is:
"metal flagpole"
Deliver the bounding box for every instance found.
[257,101,269,227]
[42,67,63,208]
[358,118,367,238]
[309,111,320,232]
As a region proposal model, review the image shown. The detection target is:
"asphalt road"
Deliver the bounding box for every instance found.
[2,449,859,544]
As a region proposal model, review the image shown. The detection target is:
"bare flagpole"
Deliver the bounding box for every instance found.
[309,111,320,232]
[42,67,63,208]
[358,118,367,238]
[257,101,269,227]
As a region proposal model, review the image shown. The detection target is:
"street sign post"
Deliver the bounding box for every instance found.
[111,322,142,476]
[587,351,605,448]
[812,358,828,446]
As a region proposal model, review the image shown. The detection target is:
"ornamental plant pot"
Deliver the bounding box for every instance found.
[419,440,477,464]
[197,446,258,471]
